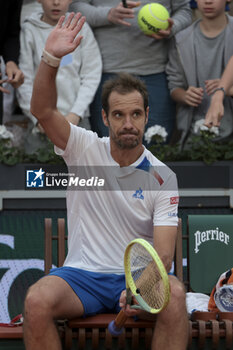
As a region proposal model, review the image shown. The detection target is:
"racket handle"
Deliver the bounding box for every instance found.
[108,309,128,336]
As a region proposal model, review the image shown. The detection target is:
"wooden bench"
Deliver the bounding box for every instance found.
[0,326,23,339]
[44,217,233,350]
[0,313,24,342]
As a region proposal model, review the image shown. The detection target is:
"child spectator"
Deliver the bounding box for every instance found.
[17,0,102,152]
[190,0,231,21]
[166,0,233,148]
[21,0,42,25]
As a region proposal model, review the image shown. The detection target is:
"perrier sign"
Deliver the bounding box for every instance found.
[188,215,233,294]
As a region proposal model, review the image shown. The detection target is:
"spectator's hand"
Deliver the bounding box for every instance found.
[5,61,24,89]
[0,74,10,94]
[44,12,85,58]
[204,92,224,127]
[184,86,203,107]
[65,112,81,125]
[149,18,173,40]
[108,1,141,26]
[205,79,220,95]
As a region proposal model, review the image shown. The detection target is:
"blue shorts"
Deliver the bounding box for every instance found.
[48,267,125,316]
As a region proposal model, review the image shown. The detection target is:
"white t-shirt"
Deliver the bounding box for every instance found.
[56,124,179,274]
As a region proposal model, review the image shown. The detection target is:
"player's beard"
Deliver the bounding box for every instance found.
[109,126,144,149]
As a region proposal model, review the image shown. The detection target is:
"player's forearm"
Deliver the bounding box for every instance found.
[159,253,174,273]
[30,61,58,122]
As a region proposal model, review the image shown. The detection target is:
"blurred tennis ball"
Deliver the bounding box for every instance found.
[138,3,169,35]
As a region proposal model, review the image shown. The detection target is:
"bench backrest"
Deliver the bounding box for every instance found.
[44,218,67,274]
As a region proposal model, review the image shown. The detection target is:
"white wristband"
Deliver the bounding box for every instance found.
[41,49,61,68]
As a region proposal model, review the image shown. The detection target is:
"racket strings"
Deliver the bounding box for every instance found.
[130,244,165,309]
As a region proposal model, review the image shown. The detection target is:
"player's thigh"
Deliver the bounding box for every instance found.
[26,275,84,319]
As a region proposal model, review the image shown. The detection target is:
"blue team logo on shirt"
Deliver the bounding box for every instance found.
[133,187,144,200]
[136,156,151,172]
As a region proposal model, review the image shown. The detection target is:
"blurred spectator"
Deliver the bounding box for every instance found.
[70,0,192,144]
[230,1,233,16]
[0,62,28,149]
[21,0,42,24]
[0,1,24,124]
[166,0,233,148]
[190,0,231,21]
[17,0,102,153]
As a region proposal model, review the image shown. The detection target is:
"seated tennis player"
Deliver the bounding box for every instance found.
[23,13,188,350]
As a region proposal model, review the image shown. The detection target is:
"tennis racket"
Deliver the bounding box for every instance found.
[108,238,170,335]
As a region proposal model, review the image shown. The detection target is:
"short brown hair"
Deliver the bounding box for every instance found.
[101,73,149,116]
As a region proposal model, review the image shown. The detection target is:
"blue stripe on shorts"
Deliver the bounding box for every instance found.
[48,267,125,316]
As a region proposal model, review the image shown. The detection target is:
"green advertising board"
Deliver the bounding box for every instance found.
[188,215,233,294]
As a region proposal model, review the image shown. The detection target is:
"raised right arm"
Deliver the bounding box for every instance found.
[30,13,85,150]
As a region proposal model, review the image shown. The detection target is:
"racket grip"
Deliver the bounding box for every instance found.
[108,309,128,336]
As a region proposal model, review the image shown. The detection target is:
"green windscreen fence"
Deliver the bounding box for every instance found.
[188,214,233,294]
[0,210,66,323]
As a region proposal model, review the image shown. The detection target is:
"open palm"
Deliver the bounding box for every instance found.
[44,12,85,58]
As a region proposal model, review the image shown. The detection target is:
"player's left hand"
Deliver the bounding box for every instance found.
[149,18,173,40]
[44,12,85,59]
[119,290,141,317]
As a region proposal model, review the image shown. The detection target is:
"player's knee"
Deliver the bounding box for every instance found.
[24,283,53,324]
[170,277,186,310]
